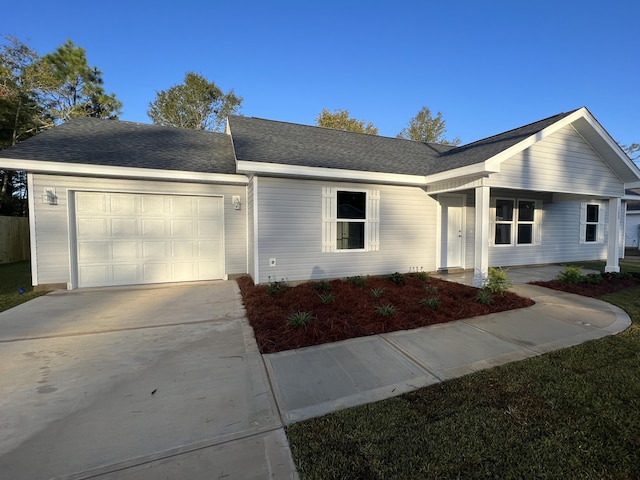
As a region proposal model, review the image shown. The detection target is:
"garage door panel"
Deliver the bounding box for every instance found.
[141,219,167,237]
[110,195,136,214]
[77,218,107,237]
[111,218,138,236]
[112,242,139,260]
[75,192,224,288]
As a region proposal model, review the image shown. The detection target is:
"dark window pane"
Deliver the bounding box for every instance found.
[518,201,535,222]
[586,204,599,223]
[337,191,366,219]
[495,224,511,244]
[518,224,533,244]
[495,199,514,221]
[337,222,365,249]
[586,224,597,242]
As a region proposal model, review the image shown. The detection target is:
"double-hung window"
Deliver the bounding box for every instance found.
[580,203,604,243]
[337,191,366,250]
[322,187,380,252]
[493,198,539,246]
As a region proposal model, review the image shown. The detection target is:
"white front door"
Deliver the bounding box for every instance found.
[440,195,464,269]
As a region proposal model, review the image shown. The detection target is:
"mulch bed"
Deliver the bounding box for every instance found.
[237,274,533,354]
[532,275,640,297]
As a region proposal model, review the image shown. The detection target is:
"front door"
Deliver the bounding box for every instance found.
[440,195,464,270]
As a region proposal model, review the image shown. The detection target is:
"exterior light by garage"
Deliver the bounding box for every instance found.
[43,188,57,205]
[232,195,241,210]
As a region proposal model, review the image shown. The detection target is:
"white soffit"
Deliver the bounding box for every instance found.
[0,158,249,185]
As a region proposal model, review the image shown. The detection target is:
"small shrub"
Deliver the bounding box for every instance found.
[347,275,367,288]
[421,296,440,309]
[414,271,429,282]
[375,303,396,317]
[313,280,332,293]
[584,273,604,285]
[318,293,334,304]
[424,284,438,294]
[483,267,512,296]
[387,272,406,286]
[476,288,494,305]
[288,311,314,327]
[557,266,586,284]
[267,279,287,296]
[370,287,385,298]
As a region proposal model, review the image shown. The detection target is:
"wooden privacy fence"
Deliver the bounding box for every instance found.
[0,216,30,264]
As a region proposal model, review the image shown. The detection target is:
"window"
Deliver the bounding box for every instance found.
[581,203,603,243]
[322,187,380,252]
[495,199,513,245]
[493,198,538,245]
[337,191,366,250]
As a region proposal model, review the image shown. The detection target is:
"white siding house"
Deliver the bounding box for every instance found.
[1,107,638,289]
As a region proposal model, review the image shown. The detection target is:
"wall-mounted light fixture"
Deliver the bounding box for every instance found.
[43,188,57,205]
[232,195,241,210]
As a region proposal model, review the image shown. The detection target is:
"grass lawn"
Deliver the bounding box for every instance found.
[286,264,640,479]
[0,261,47,313]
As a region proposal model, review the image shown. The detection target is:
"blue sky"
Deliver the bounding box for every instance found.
[3,0,638,147]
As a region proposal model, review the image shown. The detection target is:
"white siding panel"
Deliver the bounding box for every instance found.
[254,177,437,283]
[487,125,623,197]
[247,178,255,278]
[31,174,247,286]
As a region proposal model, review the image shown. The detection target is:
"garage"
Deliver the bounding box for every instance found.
[74,191,224,288]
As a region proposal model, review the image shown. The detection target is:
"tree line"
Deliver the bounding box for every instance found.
[2,35,637,216]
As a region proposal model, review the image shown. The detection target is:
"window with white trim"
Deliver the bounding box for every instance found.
[493,198,540,246]
[580,202,605,243]
[322,187,380,252]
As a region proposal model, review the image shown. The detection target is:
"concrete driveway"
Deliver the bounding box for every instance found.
[0,281,297,479]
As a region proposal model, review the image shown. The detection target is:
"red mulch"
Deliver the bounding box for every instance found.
[237,275,534,354]
[531,277,640,297]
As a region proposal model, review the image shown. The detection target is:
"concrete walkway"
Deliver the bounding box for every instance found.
[264,266,630,424]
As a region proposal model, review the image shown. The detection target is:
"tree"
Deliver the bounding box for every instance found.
[623,143,639,164]
[397,106,460,145]
[41,39,122,122]
[316,109,379,135]
[148,73,242,132]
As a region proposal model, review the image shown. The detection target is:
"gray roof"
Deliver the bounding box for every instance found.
[1,109,581,179]
[0,117,237,174]
[228,110,578,176]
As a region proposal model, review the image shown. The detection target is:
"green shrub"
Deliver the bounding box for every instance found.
[483,267,512,295]
[387,272,406,286]
[557,265,586,284]
[313,280,332,292]
[370,287,385,298]
[266,279,287,295]
[476,288,494,305]
[318,293,334,304]
[347,275,367,288]
[288,311,314,327]
[413,271,429,282]
[424,284,438,294]
[420,296,440,309]
[375,303,396,317]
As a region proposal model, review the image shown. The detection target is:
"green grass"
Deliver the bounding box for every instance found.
[0,261,47,313]
[286,285,640,479]
[569,259,640,275]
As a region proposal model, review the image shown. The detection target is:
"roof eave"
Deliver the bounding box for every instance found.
[236,160,427,186]
[0,157,249,185]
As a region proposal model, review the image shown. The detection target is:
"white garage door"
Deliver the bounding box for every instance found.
[75,192,224,288]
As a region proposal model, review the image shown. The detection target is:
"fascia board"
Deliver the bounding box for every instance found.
[0,158,249,185]
[424,163,498,184]
[236,160,427,186]
[484,107,589,171]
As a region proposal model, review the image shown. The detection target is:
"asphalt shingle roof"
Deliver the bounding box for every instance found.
[0,117,237,174]
[1,110,581,179]
[228,110,578,176]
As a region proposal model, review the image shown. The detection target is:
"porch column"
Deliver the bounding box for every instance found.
[605,197,621,273]
[473,185,490,287]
